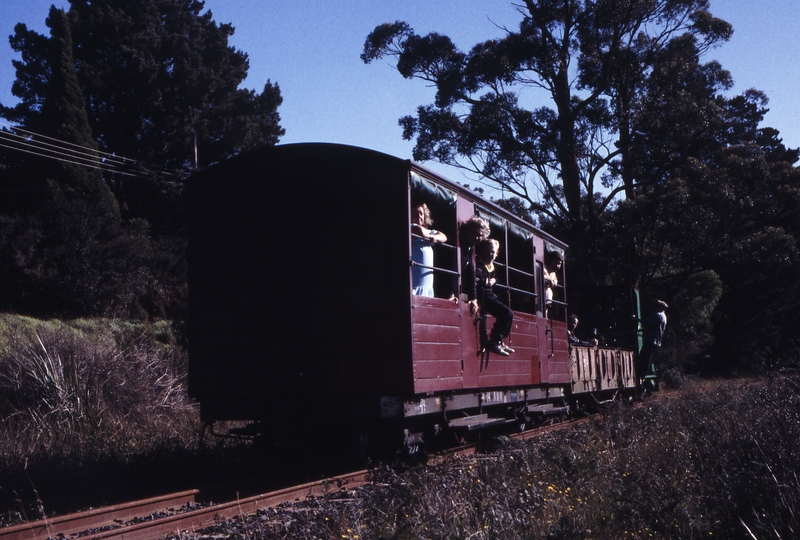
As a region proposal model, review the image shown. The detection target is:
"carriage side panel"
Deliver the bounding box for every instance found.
[411,295,464,392]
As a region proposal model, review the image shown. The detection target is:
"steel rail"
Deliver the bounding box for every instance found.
[0,471,368,540]
[0,490,199,540]
[0,413,601,540]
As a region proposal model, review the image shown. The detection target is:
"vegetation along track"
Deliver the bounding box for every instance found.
[0,415,594,539]
[0,471,367,540]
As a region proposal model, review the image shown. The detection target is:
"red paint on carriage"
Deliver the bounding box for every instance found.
[187,143,595,430]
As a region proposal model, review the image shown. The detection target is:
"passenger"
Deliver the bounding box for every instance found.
[635,300,668,380]
[458,216,491,310]
[411,202,447,297]
[543,251,563,318]
[568,313,598,347]
[475,239,514,356]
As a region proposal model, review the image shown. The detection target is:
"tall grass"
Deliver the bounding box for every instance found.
[0,315,200,522]
[201,376,800,539]
[2,314,797,538]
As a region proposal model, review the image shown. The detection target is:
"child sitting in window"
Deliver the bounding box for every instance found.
[475,239,514,356]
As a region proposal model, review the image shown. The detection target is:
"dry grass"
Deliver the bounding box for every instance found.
[190,376,800,540]
[0,315,204,522]
[1,315,797,538]
[0,316,193,449]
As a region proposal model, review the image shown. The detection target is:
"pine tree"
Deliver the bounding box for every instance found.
[36,7,120,219]
[2,0,284,171]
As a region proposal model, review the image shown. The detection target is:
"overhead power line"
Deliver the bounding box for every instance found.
[0,121,182,180]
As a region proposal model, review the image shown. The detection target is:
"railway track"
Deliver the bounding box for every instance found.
[0,415,595,540]
[0,470,368,540]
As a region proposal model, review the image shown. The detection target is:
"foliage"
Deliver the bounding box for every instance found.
[0,314,200,520]
[363,1,800,374]
[0,315,191,449]
[32,8,120,218]
[2,0,284,171]
[189,376,800,539]
[602,120,800,372]
[0,0,284,319]
[0,207,187,319]
[362,0,733,270]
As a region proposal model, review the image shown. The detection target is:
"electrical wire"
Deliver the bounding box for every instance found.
[0,120,183,180]
[0,132,143,177]
[4,122,137,168]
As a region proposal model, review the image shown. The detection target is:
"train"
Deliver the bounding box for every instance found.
[187,143,645,455]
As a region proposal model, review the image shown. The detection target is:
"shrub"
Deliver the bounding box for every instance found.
[0,315,200,521]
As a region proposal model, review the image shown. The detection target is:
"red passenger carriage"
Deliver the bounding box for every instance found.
[188,143,637,451]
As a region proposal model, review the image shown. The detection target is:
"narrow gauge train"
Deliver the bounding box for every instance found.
[187,143,642,454]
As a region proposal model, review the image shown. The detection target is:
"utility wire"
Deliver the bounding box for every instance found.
[0,138,144,178]
[0,121,183,180]
[0,131,143,177]
[4,122,139,168]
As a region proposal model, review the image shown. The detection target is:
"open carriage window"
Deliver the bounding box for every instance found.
[475,207,508,304]
[543,242,566,321]
[409,173,458,299]
[473,207,540,314]
[507,224,537,314]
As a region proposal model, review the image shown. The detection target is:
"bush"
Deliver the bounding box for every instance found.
[0,315,200,521]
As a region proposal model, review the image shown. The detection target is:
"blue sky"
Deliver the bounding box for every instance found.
[1,1,797,185]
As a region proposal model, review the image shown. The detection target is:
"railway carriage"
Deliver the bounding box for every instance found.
[188,143,639,452]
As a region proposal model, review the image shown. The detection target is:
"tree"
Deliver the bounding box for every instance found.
[0,7,124,316]
[35,7,119,218]
[601,89,800,372]
[2,0,284,171]
[364,1,800,373]
[362,0,732,283]
[0,0,285,318]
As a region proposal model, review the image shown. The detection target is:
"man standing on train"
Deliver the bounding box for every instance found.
[636,300,668,381]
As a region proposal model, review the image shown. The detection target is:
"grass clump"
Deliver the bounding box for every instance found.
[193,376,800,539]
[0,314,201,522]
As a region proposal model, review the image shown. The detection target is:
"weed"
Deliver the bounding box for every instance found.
[0,315,201,519]
[184,375,800,539]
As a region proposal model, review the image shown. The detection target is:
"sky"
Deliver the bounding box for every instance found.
[0,0,798,186]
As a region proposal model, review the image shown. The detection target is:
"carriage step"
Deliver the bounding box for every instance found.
[448,414,516,431]
[527,404,569,416]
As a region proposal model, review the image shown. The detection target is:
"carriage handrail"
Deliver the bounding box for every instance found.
[410,233,456,251]
[409,260,460,276]
[491,282,538,299]
[507,266,535,279]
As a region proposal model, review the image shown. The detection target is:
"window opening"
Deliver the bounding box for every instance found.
[475,208,538,314]
[475,206,506,232]
[507,224,537,314]
[410,174,458,299]
[544,245,566,321]
[475,207,509,304]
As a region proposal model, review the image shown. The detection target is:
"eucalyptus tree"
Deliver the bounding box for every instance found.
[362,0,733,282]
